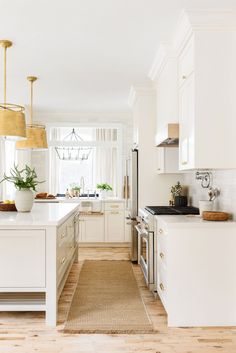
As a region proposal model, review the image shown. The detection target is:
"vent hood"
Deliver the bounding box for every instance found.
[155,123,179,147]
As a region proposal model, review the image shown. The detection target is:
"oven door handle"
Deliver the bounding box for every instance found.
[135,225,148,237]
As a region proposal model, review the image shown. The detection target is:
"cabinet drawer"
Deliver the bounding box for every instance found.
[104,202,124,211]
[179,36,194,86]
[0,230,46,288]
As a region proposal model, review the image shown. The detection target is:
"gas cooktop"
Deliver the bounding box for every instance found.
[145,206,199,216]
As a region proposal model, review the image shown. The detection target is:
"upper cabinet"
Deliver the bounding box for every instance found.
[175,10,236,170]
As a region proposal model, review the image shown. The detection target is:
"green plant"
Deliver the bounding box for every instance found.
[96,183,113,191]
[171,181,182,197]
[0,164,44,191]
[69,183,81,191]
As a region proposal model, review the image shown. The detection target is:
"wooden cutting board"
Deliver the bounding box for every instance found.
[202,211,229,221]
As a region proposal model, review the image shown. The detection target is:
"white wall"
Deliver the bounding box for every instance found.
[184,170,236,220]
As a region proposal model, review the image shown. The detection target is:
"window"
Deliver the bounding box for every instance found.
[48,126,122,196]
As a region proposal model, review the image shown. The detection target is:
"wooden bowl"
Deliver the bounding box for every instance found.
[202,211,229,221]
[0,202,17,211]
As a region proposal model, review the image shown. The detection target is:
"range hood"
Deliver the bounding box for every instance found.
[155,123,179,147]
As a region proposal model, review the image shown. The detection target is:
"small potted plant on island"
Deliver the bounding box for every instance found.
[171,181,187,207]
[96,183,113,199]
[0,164,44,212]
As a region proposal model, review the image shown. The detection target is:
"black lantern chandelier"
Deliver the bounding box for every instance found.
[55,128,92,161]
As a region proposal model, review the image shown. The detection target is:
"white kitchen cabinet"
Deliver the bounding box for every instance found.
[105,210,125,242]
[155,215,236,327]
[0,230,46,288]
[176,12,236,170]
[157,147,180,174]
[179,73,195,169]
[79,215,104,243]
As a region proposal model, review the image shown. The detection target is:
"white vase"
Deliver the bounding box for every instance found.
[15,189,34,212]
[100,190,107,200]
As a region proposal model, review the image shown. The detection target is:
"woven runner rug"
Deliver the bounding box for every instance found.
[63,260,154,333]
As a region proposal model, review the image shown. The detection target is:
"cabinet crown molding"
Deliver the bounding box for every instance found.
[128,83,156,107]
[148,42,176,82]
[174,9,236,54]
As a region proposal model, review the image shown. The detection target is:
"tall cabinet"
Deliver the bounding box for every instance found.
[176,10,236,170]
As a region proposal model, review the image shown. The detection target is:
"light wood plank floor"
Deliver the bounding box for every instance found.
[0,247,235,353]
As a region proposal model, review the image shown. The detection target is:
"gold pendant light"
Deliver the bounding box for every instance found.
[0,40,26,140]
[16,76,48,150]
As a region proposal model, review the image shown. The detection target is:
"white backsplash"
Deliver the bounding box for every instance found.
[184,170,236,220]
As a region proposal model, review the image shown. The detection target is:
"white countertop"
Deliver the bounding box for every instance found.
[155,214,236,228]
[0,203,79,227]
[35,197,125,203]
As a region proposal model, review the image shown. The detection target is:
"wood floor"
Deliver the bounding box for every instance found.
[0,247,235,353]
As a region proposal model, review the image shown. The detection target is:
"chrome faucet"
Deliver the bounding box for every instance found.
[80,176,85,195]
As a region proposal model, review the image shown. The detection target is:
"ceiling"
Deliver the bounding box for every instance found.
[0,0,236,114]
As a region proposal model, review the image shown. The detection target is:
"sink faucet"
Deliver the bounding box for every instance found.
[80,176,85,195]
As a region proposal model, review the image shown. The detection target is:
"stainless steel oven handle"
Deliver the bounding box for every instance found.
[135,225,148,237]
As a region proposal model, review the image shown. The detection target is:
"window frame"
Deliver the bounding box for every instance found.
[46,122,123,197]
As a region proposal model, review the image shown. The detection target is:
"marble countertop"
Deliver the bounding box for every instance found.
[0,203,79,227]
[155,214,236,228]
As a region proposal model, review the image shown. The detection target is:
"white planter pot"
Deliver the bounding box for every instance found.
[15,189,34,212]
[99,190,107,200]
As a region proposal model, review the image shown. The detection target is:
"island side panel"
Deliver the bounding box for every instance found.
[45,226,57,327]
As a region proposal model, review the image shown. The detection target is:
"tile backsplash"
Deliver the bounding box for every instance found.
[184,170,236,220]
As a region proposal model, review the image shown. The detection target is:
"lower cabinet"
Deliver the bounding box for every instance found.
[79,201,126,243]
[105,210,125,242]
[79,215,104,242]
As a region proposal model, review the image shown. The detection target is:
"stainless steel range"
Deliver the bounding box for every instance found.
[137,206,199,291]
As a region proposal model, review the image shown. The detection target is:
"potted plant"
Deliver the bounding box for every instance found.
[69,183,81,198]
[171,181,187,207]
[0,164,44,212]
[96,183,113,199]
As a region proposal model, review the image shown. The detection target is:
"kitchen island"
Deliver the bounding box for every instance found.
[0,203,79,326]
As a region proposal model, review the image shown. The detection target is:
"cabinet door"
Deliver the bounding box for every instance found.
[105,211,125,242]
[0,230,46,288]
[179,74,195,170]
[157,148,165,174]
[79,216,104,242]
[157,147,180,174]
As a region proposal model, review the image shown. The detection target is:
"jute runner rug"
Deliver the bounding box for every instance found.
[64,260,154,333]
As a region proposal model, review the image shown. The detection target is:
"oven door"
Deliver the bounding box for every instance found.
[135,225,154,287]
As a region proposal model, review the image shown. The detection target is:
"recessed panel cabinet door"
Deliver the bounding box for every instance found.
[105,211,125,242]
[0,230,46,288]
[79,216,104,242]
[179,74,195,170]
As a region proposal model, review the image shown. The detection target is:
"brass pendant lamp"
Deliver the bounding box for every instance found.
[0,40,26,140]
[16,76,48,150]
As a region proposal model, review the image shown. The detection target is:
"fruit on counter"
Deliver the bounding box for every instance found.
[3,200,15,204]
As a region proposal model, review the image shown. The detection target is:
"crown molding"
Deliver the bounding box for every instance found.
[173,9,236,54]
[128,82,156,107]
[148,42,176,82]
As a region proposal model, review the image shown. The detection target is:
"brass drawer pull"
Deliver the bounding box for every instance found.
[182,161,188,165]
[61,257,66,265]
[158,229,163,234]
[160,252,164,259]
[159,283,165,291]
[182,75,187,79]
[111,211,119,214]
[110,205,119,208]
[61,233,66,239]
